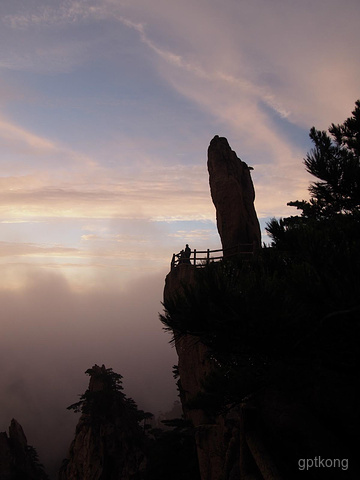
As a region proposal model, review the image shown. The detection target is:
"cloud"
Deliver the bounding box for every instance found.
[168,228,218,242]
[0,159,214,222]
[2,0,102,28]
[0,241,80,257]
[141,0,360,124]
[0,111,98,180]
[0,116,56,154]
[3,0,356,206]
[0,267,177,475]
[108,0,358,219]
[0,215,215,294]
[80,233,100,241]
[96,0,359,168]
[2,0,356,283]
[0,1,116,73]
[3,0,359,127]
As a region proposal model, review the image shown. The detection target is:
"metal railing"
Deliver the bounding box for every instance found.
[171,243,256,270]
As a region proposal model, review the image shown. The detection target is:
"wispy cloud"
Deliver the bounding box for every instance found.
[0,0,358,274]
[0,0,357,270]
[0,158,213,221]
[168,228,218,241]
[0,241,80,257]
[2,0,98,28]
[0,116,56,153]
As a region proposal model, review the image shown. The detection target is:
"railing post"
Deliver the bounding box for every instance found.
[193,249,196,266]
[207,249,210,264]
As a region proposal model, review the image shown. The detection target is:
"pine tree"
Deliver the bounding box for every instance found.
[267,100,360,248]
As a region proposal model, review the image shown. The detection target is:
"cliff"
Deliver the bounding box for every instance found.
[58,365,147,480]
[163,264,223,480]
[0,419,49,480]
[164,264,247,480]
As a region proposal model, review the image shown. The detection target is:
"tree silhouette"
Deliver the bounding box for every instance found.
[67,365,152,425]
[267,99,360,248]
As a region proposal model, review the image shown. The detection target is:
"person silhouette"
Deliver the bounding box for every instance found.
[184,244,191,263]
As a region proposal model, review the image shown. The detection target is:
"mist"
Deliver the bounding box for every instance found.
[0,268,177,477]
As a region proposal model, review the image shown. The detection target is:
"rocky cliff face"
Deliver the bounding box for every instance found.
[0,419,49,480]
[164,262,236,480]
[58,365,146,480]
[163,266,237,480]
[163,264,212,427]
[207,135,261,254]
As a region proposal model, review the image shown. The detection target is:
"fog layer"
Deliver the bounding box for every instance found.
[0,268,177,476]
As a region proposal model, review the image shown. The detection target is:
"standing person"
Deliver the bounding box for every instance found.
[184,244,191,263]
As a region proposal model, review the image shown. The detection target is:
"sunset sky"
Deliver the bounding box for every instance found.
[1,0,359,474]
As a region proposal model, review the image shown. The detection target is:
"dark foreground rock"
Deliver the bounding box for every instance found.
[0,419,48,480]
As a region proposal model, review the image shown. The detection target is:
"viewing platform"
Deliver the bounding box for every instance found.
[170,242,256,270]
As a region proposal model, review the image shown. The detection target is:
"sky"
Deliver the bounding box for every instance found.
[0,0,359,476]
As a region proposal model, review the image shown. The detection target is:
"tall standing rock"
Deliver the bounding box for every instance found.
[207,136,261,254]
